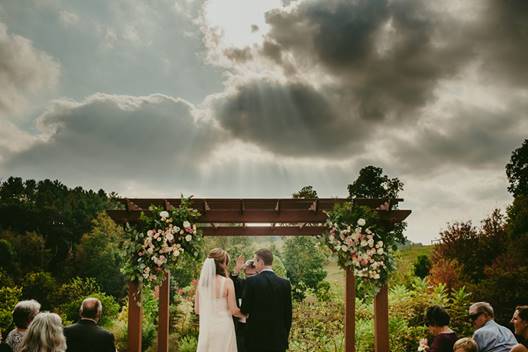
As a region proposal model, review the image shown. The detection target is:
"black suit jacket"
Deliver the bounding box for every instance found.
[240,271,292,352]
[63,319,115,352]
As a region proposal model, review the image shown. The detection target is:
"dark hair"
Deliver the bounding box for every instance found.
[516,305,528,322]
[425,305,450,327]
[12,300,41,329]
[255,249,273,266]
[80,298,102,320]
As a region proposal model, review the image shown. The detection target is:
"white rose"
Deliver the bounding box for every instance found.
[185,234,192,241]
[377,248,384,255]
[183,221,191,228]
[166,233,174,241]
[159,211,169,219]
[341,245,348,252]
[357,218,366,226]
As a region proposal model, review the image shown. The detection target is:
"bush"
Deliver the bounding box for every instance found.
[21,271,57,310]
[0,286,22,333]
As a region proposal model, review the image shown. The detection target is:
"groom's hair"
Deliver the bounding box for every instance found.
[255,249,273,265]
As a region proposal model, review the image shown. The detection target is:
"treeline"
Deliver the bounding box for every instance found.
[0,178,126,334]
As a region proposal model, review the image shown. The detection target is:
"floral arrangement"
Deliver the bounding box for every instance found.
[322,202,404,292]
[122,197,203,291]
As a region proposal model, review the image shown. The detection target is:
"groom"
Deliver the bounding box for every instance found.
[240,249,292,352]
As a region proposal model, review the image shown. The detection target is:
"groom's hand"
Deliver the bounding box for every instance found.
[234,255,245,274]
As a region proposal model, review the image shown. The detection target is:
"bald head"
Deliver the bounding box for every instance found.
[80,298,102,322]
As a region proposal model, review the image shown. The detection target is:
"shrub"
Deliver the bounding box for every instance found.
[21,271,57,310]
[0,286,22,333]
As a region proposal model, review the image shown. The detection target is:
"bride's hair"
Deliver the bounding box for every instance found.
[208,248,229,277]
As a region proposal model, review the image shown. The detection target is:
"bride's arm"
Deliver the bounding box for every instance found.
[226,278,243,317]
[194,287,199,315]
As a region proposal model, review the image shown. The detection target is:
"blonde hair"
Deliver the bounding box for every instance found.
[20,312,67,352]
[208,248,229,277]
[453,337,477,352]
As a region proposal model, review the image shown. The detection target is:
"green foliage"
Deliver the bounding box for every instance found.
[413,255,432,279]
[0,239,17,274]
[507,195,528,238]
[58,292,120,327]
[506,138,528,197]
[52,277,119,326]
[0,286,22,333]
[75,213,126,298]
[178,335,198,352]
[21,271,57,310]
[205,236,255,269]
[112,286,159,351]
[347,165,403,200]
[0,177,113,275]
[272,255,287,278]
[292,185,318,199]
[283,236,327,297]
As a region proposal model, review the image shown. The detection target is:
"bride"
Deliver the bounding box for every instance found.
[195,248,242,352]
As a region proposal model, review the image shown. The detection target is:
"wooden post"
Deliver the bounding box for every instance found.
[128,281,143,352]
[345,269,356,352]
[158,271,170,352]
[374,284,389,352]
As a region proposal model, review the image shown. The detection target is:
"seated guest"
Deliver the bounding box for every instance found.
[5,300,41,352]
[453,338,478,352]
[469,302,517,352]
[510,305,528,352]
[420,305,458,352]
[19,312,66,352]
[63,297,116,352]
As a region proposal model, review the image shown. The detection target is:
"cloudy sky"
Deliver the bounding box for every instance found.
[1,0,527,244]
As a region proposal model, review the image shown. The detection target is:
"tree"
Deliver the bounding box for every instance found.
[282,236,327,291]
[347,166,403,199]
[292,185,318,199]
[21,272,57,310]
[413,255,432,279]
[74,213,126,298]
[506,139,528,197]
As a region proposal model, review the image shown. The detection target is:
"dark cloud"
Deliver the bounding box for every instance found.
[261,0,469,121]
[475,0,528,86]
[211,79,372,157]
[223,47,253,63]
[387,100,528,174]
[4,94,226,188]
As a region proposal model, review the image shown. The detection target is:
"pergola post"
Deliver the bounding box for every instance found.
[128,281,143,352]
[374,284,389,352]
[157,271,170,352]
[345,268,356,352]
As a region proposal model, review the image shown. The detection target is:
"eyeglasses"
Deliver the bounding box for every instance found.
[469,312,483,322]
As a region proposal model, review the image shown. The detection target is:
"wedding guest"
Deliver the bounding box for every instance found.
[469,302,517,352]
[453,337,478,352]
[420,305,458,352]
[5,300,40,352]
[510,305,528,352]
[19,312,66,352]
[0,331,13,352]
[63,298,116,352]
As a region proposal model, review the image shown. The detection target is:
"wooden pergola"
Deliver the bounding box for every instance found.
[107,197,411,352]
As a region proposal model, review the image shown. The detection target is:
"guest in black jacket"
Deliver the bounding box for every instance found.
[63,298,115,352]
[231,257,258,352]
[241,249,292,352]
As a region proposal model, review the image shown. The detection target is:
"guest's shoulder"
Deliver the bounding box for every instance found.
[512,343,528,352]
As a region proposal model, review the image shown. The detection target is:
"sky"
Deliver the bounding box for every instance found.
[1,0,527,244]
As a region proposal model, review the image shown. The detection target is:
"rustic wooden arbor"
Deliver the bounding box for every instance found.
[107,198,410,352]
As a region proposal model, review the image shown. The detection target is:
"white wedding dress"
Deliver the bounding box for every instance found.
[196,258,237,352]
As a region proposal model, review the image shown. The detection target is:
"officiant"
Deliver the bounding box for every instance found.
[230,256,257,352]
